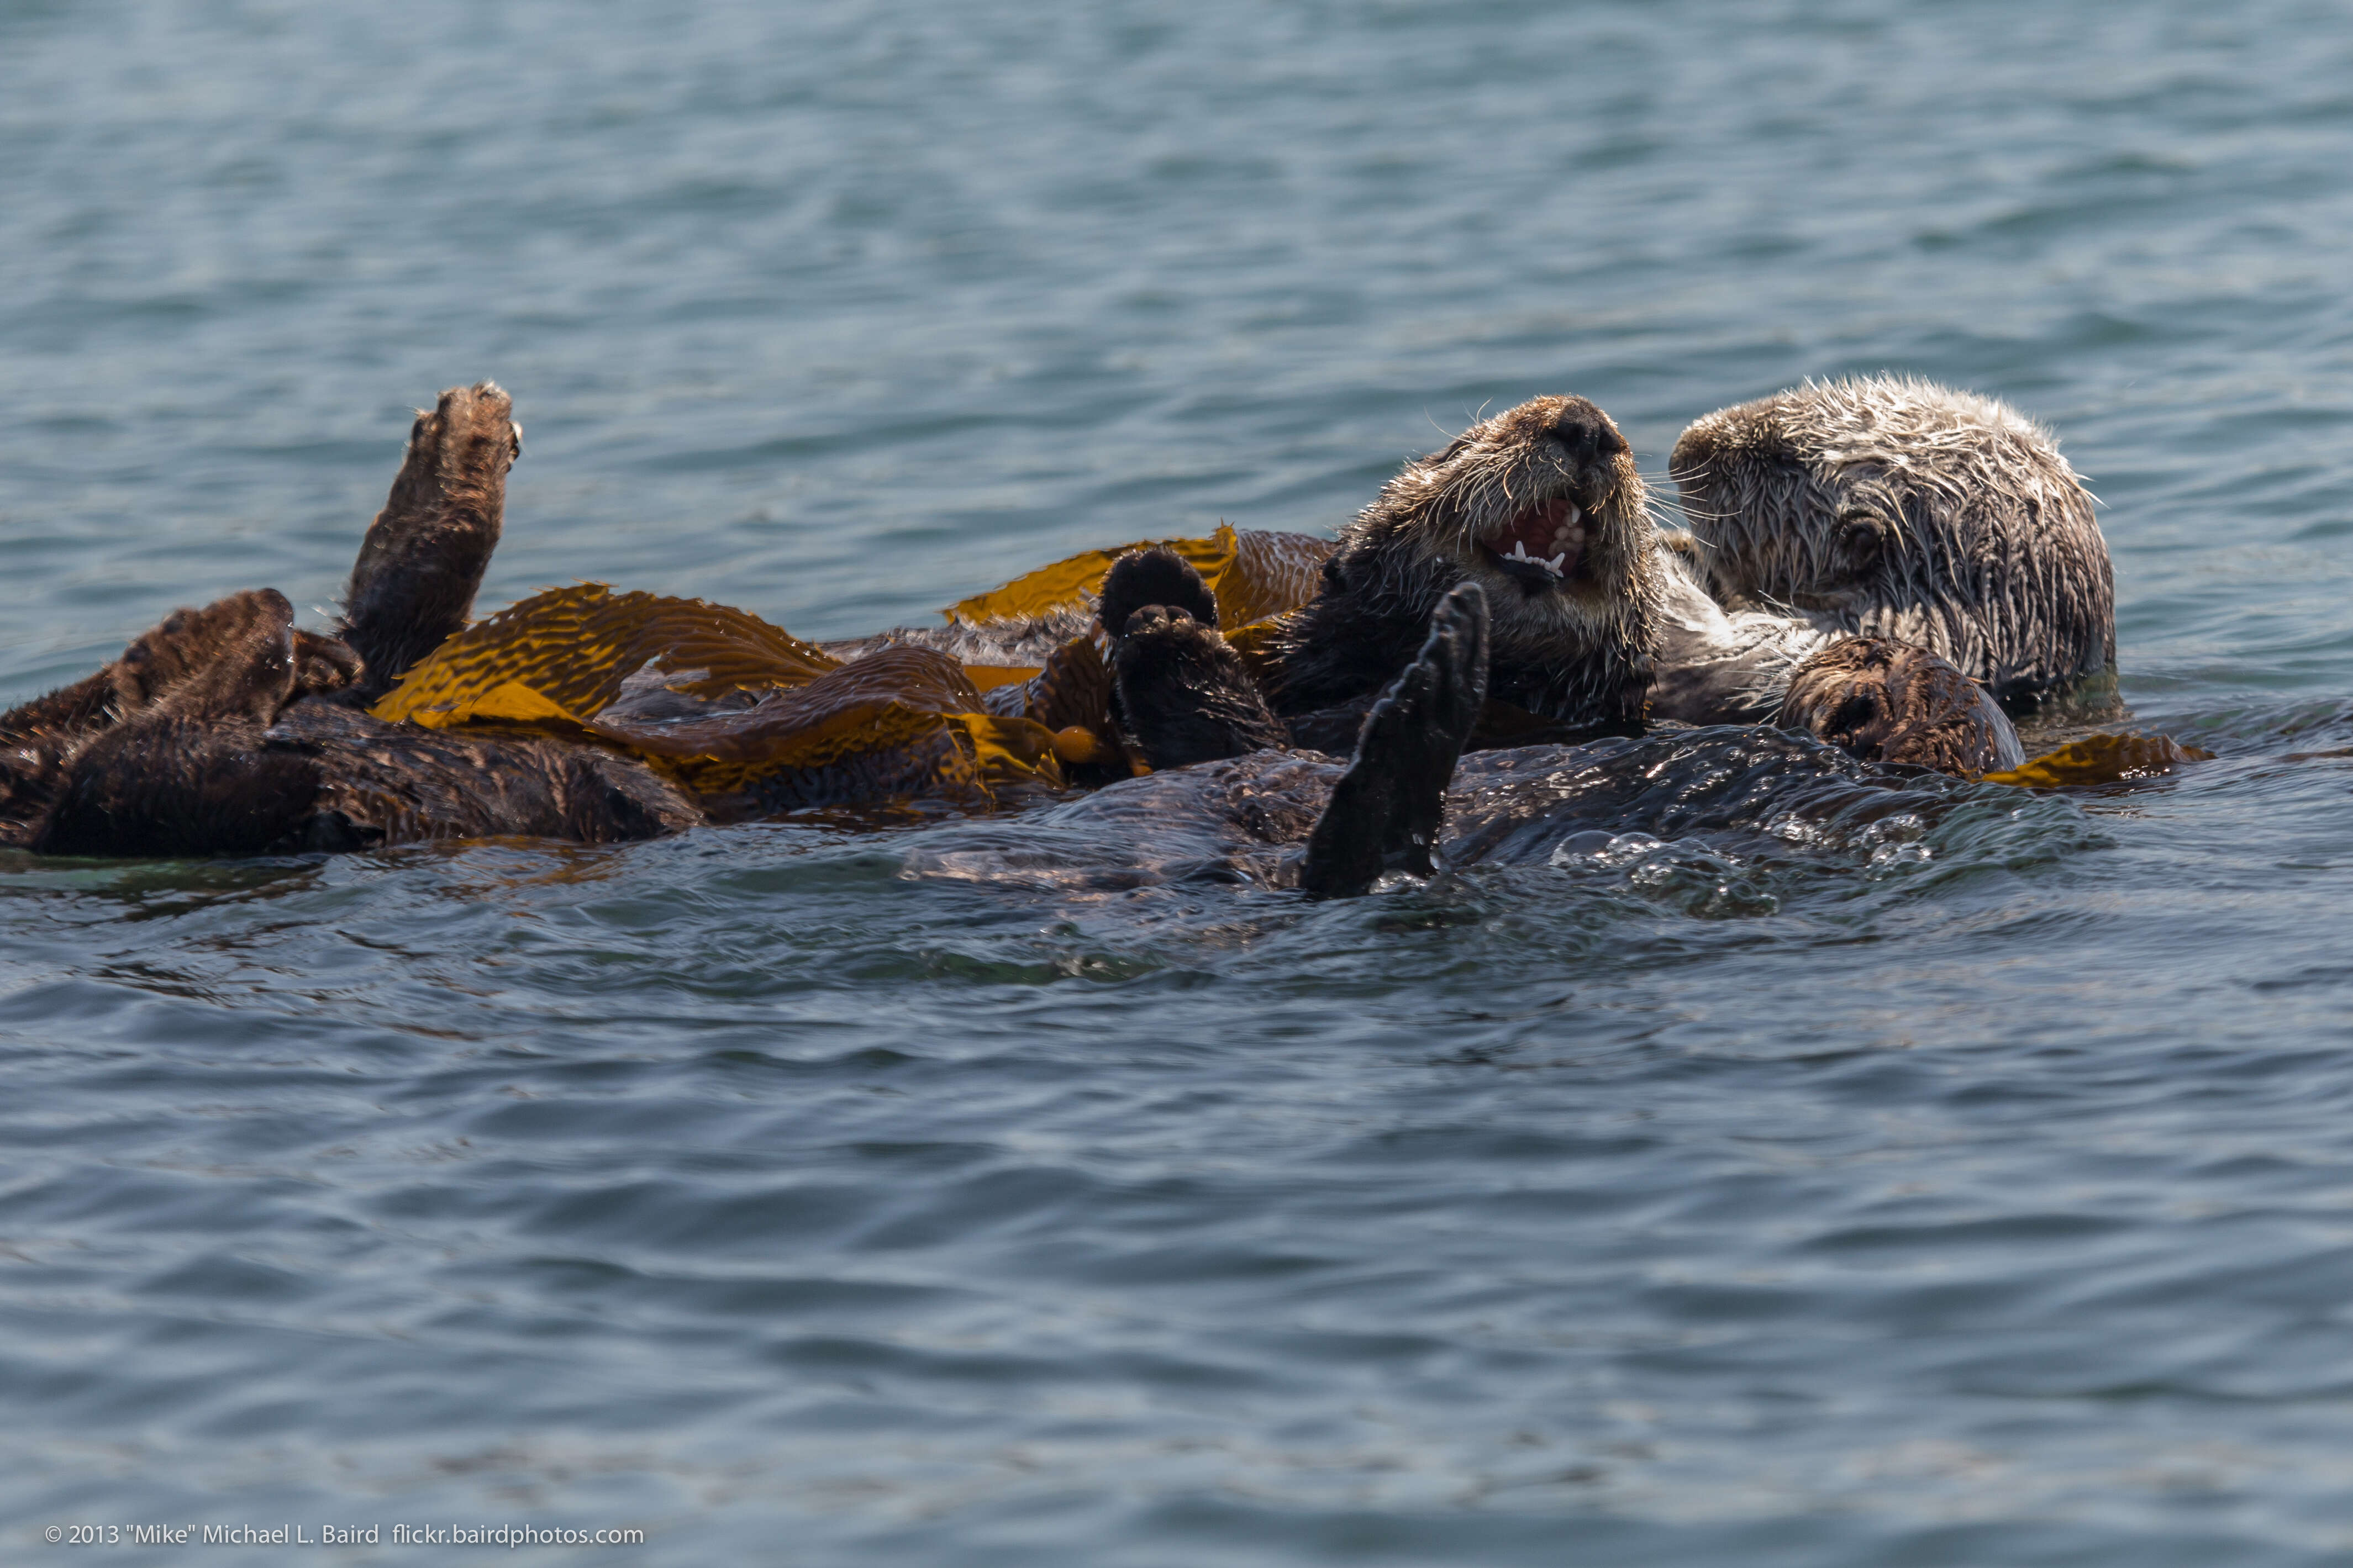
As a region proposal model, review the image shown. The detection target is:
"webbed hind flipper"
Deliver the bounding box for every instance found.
[1299,582,1489,898]
[338,382,520,701]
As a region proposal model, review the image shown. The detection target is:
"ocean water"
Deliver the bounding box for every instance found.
[7,0,2353,1562]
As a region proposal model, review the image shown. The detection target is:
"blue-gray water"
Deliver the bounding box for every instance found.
[7,2,2353,1563]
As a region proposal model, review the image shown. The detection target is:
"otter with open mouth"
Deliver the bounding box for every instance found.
[0,379,2065,885]
[1259,394,1664,746]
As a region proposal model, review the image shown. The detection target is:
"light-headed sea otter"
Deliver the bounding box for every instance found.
[1665,375,2114,715]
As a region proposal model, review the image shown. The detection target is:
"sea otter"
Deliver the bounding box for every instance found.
[0,378,2040,882]
[0,385,1480,889]
[1050,391,2027,777]
[1102,547,2023,784]
[1664,375,2114,716]
[1,384,701,855]
[919,630,2020,900]
[1260,394,1662,747]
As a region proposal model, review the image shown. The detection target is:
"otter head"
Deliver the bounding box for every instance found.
[1780,635,2024,778]
[1345,395,1654,650]
[1670,376,2115,710]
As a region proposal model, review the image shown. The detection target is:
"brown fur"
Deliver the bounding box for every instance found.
[15,584,697,857]
[1779,635,2025,777]
[3,385,698,858]
[337,381,521,701]
[1112,605,1288,771]
[1265,396,1662,736]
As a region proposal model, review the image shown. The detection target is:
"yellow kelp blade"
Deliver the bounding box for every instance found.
[372,583,840,728]
[592,650,1065,810]
[945,525,1334,632]
[371,586,1067,810]
[1982,733,2215,789]
[586,644,979,763]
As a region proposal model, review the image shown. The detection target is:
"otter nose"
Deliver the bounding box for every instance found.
[1550,410,1625,459]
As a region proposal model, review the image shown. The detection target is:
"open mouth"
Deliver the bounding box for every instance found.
[1480,497,1587,588]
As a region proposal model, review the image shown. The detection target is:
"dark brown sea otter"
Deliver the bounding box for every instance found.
[1,384,700,855]
[1261,395,1663,746]
[0,386,1477,891]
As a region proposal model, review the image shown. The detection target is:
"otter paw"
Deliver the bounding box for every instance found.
[1781,636,2024,777]
[291,629,365,699]
[1299,581,1490,897]
[1113,604,1287,771]
[340,381,520,699]
[376,381,520,527]
[1099,547,1219,639]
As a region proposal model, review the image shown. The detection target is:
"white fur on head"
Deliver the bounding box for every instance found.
[1670,375,2114,707]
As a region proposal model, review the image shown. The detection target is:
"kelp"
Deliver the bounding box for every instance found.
[372,583,840,728]
[365,530,1338,814]
[948,523,1333,633]
[370,585,1072,809]
[1982,732,2214,789]
[366,533,2220,816]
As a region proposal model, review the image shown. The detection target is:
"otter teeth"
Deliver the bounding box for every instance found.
[1504,539,1569,576]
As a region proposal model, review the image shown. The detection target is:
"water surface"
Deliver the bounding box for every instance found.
[7,1,2353,1562]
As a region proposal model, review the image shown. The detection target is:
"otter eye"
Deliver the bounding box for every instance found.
[1836,513,1888,571]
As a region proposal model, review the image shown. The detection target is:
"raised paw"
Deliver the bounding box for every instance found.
[1099,547,1219,638]
[1112,604,1287,770]
[1299,582,1489,897]
[339,381,520,699]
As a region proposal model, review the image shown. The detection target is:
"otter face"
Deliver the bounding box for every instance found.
[1352,395,1651,641]
[1780,635,2024,778]
[1670,376,2114,709]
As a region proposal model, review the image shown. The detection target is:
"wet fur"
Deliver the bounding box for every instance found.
[1265,396,1662,735]
[1112,606,1287,772]
[337,382,521,703]
[1778,635,2024,778]
[921,722,1979,896]
[1299,583,1489,896]
[1671,376,2114,711]
[3,388,698,857]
